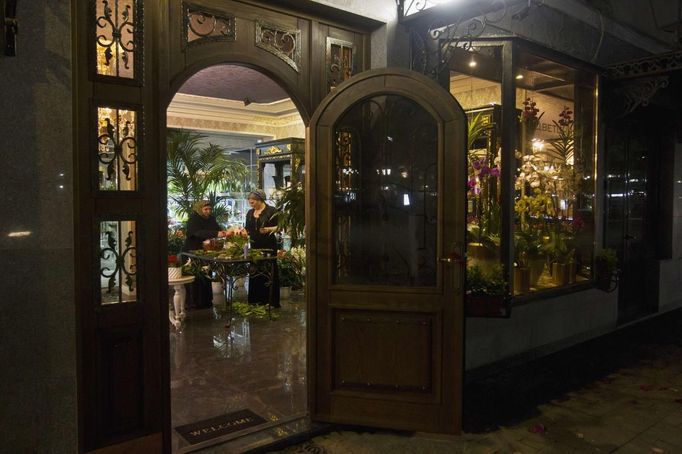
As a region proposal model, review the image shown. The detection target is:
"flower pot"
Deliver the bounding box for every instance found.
[552,262,568,286]
[513,266,531,294]
[527,257,545,287]
[465,294,511,318]
[567,261,577,284]
[168,266,183,280]
[211,280,224,294]
[467,242,498,273]
[280,286,291,300]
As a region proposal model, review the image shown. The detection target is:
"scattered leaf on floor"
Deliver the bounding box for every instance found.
[576,433,584,439]
[530,424,547,434]
[640,384,654,391]
[651,448,664,453]
[674,398,682,404]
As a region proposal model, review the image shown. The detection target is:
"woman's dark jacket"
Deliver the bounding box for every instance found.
[182,212,221,252]
[244,205,279,252]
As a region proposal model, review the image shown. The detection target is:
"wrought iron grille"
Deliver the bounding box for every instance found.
[94,0,142,80]
[326,38,356,92]
[255,20,301,72]
[332,95,439,287]
[97,106,139,191]
[183,3,236,48]
[99,220,138,305]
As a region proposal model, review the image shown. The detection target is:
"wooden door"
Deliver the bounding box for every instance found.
[605,111,663,323]
[307,68,467,433]
[74,1,166,452]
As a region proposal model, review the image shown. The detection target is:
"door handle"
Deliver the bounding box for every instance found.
[439,253,465,264]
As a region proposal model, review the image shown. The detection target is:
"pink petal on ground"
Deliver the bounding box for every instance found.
[530,424,547,434]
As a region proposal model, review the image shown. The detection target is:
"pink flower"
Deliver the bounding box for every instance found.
[490,167,501,178]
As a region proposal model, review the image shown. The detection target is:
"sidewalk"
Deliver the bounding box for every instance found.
[273,309,682,453]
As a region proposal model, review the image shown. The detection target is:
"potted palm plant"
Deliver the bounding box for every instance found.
[167,130,248,224]
[275,182,305,247]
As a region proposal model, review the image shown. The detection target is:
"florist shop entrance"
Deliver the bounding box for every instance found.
[164,64,307,453]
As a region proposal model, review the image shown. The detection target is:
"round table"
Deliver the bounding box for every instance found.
[168,275,195,330]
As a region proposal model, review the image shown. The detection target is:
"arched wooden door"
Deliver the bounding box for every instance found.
[307,68,467,433]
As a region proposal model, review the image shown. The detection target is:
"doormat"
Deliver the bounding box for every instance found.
[175,409,267,444]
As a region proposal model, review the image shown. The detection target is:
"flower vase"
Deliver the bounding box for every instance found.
[168,267,183,280]
[567,260,577,284]
[552,262,568,286]
[513,266,531,294]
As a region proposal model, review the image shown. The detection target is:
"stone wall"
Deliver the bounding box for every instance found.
[0,1,77,452]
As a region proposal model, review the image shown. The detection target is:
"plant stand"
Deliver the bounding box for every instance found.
[465,294,511,318]
[168,275,194,331]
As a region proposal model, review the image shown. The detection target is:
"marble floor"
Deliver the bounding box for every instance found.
[170,292,308,453]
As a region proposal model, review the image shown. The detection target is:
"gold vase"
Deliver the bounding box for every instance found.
[552,262,569,286]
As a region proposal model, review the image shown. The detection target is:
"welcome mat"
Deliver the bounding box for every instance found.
[175,409,267,444]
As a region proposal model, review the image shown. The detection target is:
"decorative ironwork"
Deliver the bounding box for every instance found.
[182,3,236,48]
[182,253,277,325]
[97,106,139,191]
[326,37,356,92]
[407,0,542,79]
[618,76,670,117]
[333,96,439,286]
[99,220,138,305]
[94,0,142,80]
[608,50,682,80]
[255,20,301,72]
[2,0,18,56]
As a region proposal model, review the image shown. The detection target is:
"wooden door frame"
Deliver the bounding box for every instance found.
[75,0,378,452]
[306,67,467,433]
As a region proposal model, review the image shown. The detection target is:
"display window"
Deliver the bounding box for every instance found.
[450,41,598,300]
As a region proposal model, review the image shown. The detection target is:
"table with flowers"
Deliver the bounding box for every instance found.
[181,249,277,326]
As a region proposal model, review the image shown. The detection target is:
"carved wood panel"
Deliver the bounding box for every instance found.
[333,310,434,394]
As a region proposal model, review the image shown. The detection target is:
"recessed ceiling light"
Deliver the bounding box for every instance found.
[516,74,524,80]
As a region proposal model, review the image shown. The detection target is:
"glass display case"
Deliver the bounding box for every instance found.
[449,40,598,301]
[255,138,305,199]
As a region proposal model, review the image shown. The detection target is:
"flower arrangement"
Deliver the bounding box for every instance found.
[278,247,306,289]
[467,264,507,296]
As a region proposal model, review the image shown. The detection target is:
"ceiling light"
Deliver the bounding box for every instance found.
[516,74,524,80]
[468,57,477,68]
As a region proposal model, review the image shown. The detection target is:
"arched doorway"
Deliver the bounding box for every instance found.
[73,3,466,452]
[165,63,309,453]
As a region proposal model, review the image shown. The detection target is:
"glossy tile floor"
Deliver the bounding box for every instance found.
[170,292,307,453]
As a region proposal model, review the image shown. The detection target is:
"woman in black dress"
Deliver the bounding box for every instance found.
[244,189,281,308]
[182,200,229,308]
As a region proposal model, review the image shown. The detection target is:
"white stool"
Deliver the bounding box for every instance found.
[168,275,195,330]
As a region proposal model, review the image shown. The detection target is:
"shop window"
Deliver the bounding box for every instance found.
[99,220,138,305]
[513,52,596,295]
[449,43,597,300]
[449,45,504,285]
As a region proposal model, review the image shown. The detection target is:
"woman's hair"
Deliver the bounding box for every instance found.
[247,189,267,202]
[193,200,212,215]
